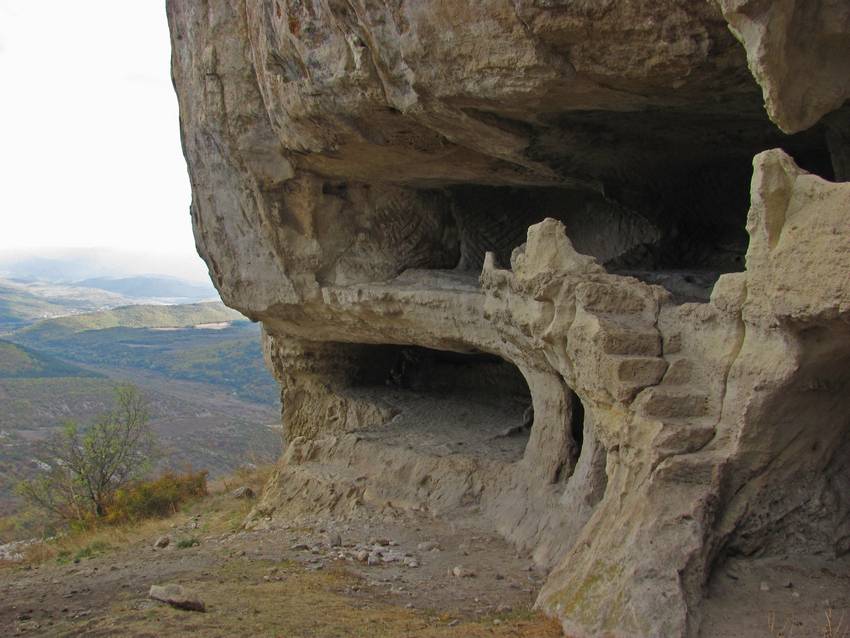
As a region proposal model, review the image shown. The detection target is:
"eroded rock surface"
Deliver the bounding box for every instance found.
[167,1,850,636]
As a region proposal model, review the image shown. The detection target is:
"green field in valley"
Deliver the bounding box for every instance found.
[0,301,284,543]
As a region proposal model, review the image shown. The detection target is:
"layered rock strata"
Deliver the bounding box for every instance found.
[168,1,850,636]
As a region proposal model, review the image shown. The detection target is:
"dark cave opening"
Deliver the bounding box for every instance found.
[341,344,534,463]
[441,102,842,303]
[570,388,585,460]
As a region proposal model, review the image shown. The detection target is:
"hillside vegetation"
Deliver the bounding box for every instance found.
[0,298,283,542]
[0,278,148,332]
[0,340,106,379]
[0,280,77,330]
[15,302,246,343]
[0,377,200,431]
[10,322,277,405]
[75,275,215,300]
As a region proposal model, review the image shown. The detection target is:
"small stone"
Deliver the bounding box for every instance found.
[328,534,342,547]
[227,487,254,499]
[759,582,771,592]
[289,544,309,551]
[367,553,381,566]
[494,573,504,580]
[310,546,321,554]
[149,584,206,612]
[356,550,369,561]
[452,565,475,578]
[448,619,460,627]
[418,541,440,551]
[782,579,793,588]
[497,604,512,613]
[791,592,801,599]
[153,536,170,549]
[725,571,739,580]
[405,603,414,609]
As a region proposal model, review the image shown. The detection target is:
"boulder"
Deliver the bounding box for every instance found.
[153,536,170,549]
[166,1,850,635]
[149,584,206,612]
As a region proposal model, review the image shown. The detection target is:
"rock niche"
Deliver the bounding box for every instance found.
[167,1,850,635]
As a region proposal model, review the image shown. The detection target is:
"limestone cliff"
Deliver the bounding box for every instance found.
[167,1,850,636]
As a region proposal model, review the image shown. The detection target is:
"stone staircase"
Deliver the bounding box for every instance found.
[589,295,718,455]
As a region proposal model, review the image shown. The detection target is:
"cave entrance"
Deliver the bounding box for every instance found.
[342,345,533,463]
[445,104,839,303]
[446,181,743,303]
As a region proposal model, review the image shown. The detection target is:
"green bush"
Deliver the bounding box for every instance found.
[176,536,200,549]
[108,470,209,523]
[74,540,111,560]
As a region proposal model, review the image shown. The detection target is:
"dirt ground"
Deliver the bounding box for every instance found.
[0,481,561,638]
[1,474,848,638]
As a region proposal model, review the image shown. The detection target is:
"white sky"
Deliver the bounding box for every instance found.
[0,0,198,264]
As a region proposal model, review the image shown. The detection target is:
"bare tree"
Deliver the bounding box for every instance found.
[19,383,158,522]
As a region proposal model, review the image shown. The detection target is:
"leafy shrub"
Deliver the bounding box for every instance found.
[74,540,111,560]
[107,470,209,524]
[176,536,200,549]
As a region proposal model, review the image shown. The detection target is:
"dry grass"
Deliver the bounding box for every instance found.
[768,609,849,638]
[94,568,566,638]
[2,465,565,637]
[209,462,274,497]
[4,463,275,569]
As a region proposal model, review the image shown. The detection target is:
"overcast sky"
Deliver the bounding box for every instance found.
[0,1,199,268]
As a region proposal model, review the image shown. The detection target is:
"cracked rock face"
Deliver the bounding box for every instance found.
[168,1,850,636]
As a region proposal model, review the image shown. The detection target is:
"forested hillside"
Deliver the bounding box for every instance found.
[0,301,283,542]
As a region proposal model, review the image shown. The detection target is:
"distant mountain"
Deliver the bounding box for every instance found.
[0,340,106,379]
[7,301,276,406]
[0,278,151,332]
[75,276,217,301]
[0,247,211,284]
[14,301,249,345]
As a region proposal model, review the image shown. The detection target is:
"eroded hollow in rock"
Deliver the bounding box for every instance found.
[340,345,534,463]
[441,104,840,304]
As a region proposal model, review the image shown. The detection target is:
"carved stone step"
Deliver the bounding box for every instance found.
[633,387,711,420]
[597,315,662,356]
[576,281,650,315]
[609,356,669,402]
[653,418,716,454]
[660,356,694,386]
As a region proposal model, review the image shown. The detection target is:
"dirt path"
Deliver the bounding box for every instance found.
[0,491,559,638]
[3,480,847,637]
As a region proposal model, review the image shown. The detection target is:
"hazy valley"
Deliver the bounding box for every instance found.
[0,259,282,543]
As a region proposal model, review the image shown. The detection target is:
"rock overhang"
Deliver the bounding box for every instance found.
[167,1,850,636]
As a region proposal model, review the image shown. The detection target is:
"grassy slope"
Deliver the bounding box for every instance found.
[14,302,247,344]
[0,467,564,638]
[0,281,70,327]
[0,377,206,430]
[0,340,107,379]
[10,323,278,405]
[0,302,281,540]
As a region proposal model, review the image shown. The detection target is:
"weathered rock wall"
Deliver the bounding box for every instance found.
[168,1,850,636]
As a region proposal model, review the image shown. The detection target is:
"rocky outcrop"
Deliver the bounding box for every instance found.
[717,0,850,134]
[167,1,850,636]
